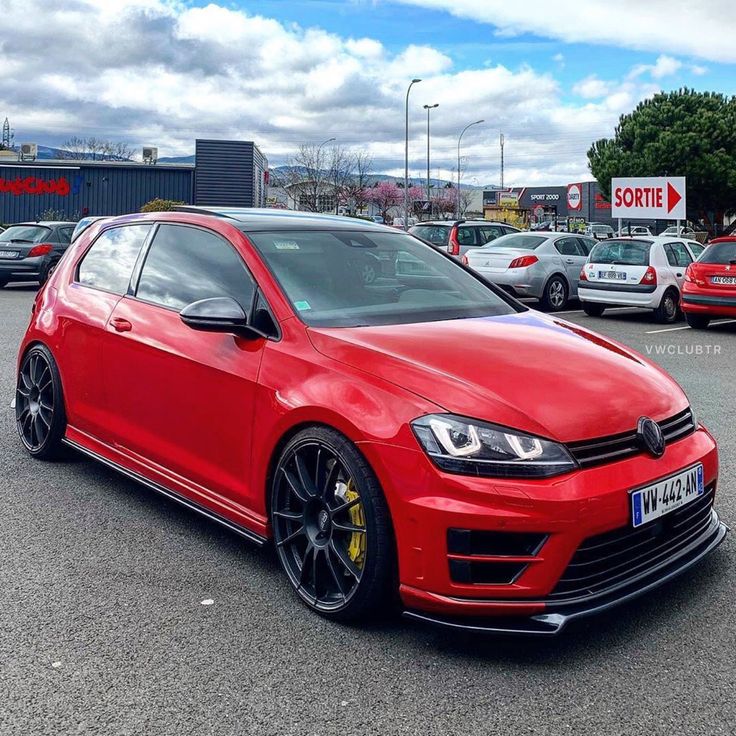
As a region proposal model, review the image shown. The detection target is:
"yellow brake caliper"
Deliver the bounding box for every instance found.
[336,479,366,569]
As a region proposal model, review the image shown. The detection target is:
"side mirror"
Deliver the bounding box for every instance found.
[180,297,259,338]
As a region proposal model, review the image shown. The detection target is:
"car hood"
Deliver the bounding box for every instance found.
[307,311,687,443]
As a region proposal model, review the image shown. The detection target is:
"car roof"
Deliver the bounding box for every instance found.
[413,220,509,226]
[708,236,736,244]
[11,221,76,227]
[99,207,397,234]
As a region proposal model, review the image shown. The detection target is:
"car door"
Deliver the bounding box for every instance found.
[663,241,693,291]
[554,236,587,294]
[102,223,268,508]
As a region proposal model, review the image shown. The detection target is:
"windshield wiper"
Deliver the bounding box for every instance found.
[6,239,33,244]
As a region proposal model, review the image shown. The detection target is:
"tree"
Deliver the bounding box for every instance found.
[588,89,736,216]
[60,136,134,161]
[140,198,184,212]
[343,151,373,214]
[366,181,402,222]
[326,145,354,213]
[285,143,333,212]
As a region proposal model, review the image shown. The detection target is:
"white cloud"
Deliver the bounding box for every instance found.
[0,0,668,186]
[573,76,613,99]
[394,0,736,63]
[630,55,682,80]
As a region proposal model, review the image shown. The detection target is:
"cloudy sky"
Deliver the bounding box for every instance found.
[1,0,734,185]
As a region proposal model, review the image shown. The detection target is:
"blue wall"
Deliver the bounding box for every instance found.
[0,161,193,223]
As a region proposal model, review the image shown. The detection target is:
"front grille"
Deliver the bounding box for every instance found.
[567,407,696,468]
[550,485,715,600]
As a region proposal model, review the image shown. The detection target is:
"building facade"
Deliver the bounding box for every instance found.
[0,139,267,223]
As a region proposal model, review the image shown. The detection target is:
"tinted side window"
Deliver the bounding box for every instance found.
[77,225,151,295]
[479,226,503,244]
[57,228,73,244]
[555,237,581,256]
[671,241,693,267]
[456,226,476,246]
[576,237,596,255]
[136,224,255,311]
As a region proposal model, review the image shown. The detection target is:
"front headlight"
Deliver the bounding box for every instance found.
[411,414,577,479]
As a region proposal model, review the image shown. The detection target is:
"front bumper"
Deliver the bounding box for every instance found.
[360,425,724,634]
[403,510,727,635]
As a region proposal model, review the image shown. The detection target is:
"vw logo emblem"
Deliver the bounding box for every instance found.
[317,509,330,533]
[637,417,666,458]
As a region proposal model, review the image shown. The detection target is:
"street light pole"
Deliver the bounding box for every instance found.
[404,78,422,230]
[316,136,335,212]
[499,132,505,190]
[456,119,484,219]
[423,103,439,215]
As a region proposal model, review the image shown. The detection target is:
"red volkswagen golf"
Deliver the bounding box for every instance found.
[16,209,726,634]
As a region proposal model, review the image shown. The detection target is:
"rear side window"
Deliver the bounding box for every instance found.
[700,242,736,264]
[135,224,255,311]
[590,239,651,266]
[77,225,151,295]
[456,226,476,246]
[479,225,504,244]
[577,237,596,255]
[409,225,449,246]
[58,227,73,244]
[555,237,583,256]
[664,242,692,267]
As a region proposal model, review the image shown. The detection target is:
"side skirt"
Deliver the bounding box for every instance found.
[63,438,268,548]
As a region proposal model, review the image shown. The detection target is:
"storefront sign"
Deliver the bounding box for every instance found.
[0,176,71,196]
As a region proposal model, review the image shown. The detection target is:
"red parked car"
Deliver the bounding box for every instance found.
[683,236,736,328]
[15,208,726,634]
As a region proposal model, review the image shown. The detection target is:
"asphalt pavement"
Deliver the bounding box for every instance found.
[1,285,734,736]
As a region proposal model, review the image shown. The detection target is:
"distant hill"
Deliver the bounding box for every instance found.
[16,145,496,188]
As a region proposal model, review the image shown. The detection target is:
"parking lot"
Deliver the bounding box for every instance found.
[1,284,734,736]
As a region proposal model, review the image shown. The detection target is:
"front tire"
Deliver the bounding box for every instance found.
[541,276,569,311]
[685,312,711,329]
[270,426,395,622]
[582,301,605,317]
[654,289,679,324]
[16,344,67,459]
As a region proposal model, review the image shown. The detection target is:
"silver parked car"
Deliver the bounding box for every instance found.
[463,231,597,311]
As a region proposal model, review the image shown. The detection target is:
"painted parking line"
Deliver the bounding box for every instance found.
[646,319,736,335]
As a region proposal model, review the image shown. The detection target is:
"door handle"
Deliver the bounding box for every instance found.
[676,273,683,277]
[565,258,575,264]
[111,317,132,333]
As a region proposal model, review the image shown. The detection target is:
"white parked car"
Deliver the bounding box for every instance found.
[660,225,695,237]
[617,226,653,237]
[584,223,615,239]
[579,236,702,323]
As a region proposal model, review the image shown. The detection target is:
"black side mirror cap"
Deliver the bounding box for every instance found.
[180,297,262,339]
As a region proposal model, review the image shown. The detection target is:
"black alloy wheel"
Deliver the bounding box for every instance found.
[16,345,66,459]
[271,427,394,621]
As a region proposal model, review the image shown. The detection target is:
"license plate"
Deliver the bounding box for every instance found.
[599,270,627,280]
[0,250,18,259]
[631,464,704,528]
[711,275,736,285]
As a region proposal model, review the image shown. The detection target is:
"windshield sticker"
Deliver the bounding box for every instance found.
[274,241,300,250]
[294,300,311,311]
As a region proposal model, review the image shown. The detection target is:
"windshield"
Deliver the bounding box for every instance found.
[483,233,547,250]
[590,239,652,266]
[700,242,736,264]
[591,225,613,233]
[0,225,51,243]
[409,224,450,247]
[247,229,519,327]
